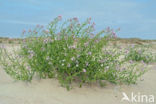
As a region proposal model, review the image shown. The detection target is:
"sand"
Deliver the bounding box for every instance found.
[0,44,156,104]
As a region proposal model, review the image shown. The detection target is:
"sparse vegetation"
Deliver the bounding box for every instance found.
[125,45,156,63]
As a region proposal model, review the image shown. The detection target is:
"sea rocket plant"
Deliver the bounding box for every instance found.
[0,16,150,90]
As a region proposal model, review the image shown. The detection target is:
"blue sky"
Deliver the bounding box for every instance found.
[0,0,156,39]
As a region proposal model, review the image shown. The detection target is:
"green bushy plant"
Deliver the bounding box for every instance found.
[0,16,148,90]
[125,45,156,63]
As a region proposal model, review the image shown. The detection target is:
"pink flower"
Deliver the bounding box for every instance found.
[73,17,78,22]
[122,68,126,71]
[90,33,94,38]
[44,29,49,34]
[67,63,71,67]
[83,69,86,73]
[36,24,40,27]
[87,18,91,24]
[0,44,5,48]
[27,66,31,71]
[69,19,72,22]
[112,30,117,38]
[88,17,91,21]
[129,60,133,64]
[92,22,95,26]
[44,39,49,44]
[86,62,89,66]
[125,50,129,54]
[28,52,35,59]
[41,25,44,28]
[106,27,110,32]
[141,60,145,64]
[71,57,75,61]
[88,51,92,55]
[69,45,76,49]
[91,22,95,30]
[77,54,80,58]
[58,15,62,20]
[141,68,145,71]
[95,39,99,43]
[131,44,135,48]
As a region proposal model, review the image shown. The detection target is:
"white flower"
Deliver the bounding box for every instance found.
[48,62,52,65]
[64,53,67,56]
[83,69,86,73]
[55,37,57,40]
[69,45,76,49]
[106,66,109,69]
[77,54,80,58]
[76,64,79,67]
[46,56,50,60]
[26,66,31,71]
[71,57,75,61]
[43,39,49,44]
[67,63,71,67]
[62,63,64,66]
[76,60,79,63]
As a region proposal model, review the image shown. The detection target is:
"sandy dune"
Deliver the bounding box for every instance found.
[0,64,156,104]
[0,43,156,104]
